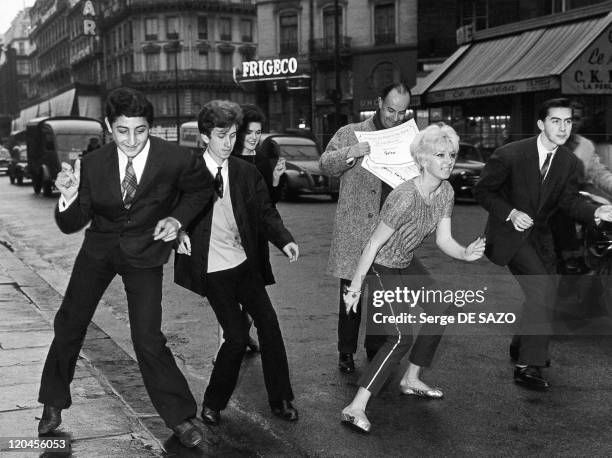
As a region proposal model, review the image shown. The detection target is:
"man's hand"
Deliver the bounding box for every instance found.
[350,142,370,159]
[55,160,80,201]
[463,237,486,261]
[595,205,612,223]
[272,158,286,187]
[509,209,533,232]
[176,231,191,255]
[282,242,299,262]
[153,217,181,242]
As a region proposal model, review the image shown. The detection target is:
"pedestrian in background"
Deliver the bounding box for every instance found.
[174,100,300,426]
[37,87,212,448]
[340,123,485,433]
[320,81,431,374]
[474,97,612,391]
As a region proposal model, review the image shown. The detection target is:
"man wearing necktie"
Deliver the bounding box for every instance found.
[37,88,213,447]
[173,100,300,425]
[474,98,612,391]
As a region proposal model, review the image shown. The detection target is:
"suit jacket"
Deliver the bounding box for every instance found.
[174,156,295,297]
[319,116,382,279]
[55,136,212,268]
[473,136,598,266]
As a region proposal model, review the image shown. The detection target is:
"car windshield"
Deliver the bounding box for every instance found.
[458,144,483,162]
[272,137,319,160]
[56,134,102,153]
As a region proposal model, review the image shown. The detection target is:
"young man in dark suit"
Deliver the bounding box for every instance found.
[174,100,300,424]
[37,87,213,447]
[474,98,612,391]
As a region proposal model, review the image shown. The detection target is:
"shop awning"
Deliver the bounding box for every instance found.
[420,11,612,104]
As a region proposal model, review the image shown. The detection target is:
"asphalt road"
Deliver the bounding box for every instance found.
[1,177,612,456]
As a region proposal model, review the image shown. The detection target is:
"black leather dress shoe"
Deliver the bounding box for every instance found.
[271,400,298,422]
[38,405,62,435]
[338,353,355,374]
[509,345,551,367]
[201,406,220,425]
[514,365,550,391]
[172,420,203,448]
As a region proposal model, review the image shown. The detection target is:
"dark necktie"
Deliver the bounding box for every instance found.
[122,157,137,209]
[214,166,223,198]
[540,152,553,182]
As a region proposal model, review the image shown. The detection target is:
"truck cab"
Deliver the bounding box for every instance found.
[26,116,105,196]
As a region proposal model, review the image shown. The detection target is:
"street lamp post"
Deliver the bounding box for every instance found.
[173,40,180,143]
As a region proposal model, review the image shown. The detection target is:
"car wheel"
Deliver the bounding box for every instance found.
[43,179,54,197]
[17,176,23,185]
[330,192,339,202]
[33,175,41,194]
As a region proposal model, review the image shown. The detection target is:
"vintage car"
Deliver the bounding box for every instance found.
[8,145,30,185]
[258,133,339,201]
[448,142,486,201]
[0,147,10,175]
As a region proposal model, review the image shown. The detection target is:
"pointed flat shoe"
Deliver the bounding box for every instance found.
[341,412,371,433]
[399,384,444,399]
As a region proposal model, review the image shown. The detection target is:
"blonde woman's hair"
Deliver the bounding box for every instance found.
[410,122,460,172]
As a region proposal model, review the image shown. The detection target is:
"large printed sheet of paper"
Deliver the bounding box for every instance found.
[355,119,420,188]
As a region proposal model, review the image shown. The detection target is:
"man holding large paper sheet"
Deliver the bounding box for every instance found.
[320,82,429,374]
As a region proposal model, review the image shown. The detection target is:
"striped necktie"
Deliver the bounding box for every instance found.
[122,157,137,209]
[540,152,553,182]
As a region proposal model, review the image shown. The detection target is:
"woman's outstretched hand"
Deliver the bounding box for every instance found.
[463,237,486,261]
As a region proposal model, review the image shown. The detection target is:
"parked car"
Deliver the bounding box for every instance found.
[449,142,485,200]
[0,147,10,175]
[26,116,105,196]
[258,133,339,201]
[8,145,30,185]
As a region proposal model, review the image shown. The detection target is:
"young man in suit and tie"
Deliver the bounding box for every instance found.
[37,87,213,447]
[474,98,612,391]
[174,100,300,425]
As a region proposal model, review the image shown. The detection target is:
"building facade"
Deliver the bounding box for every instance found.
[238,0,418,146]
[100,0,257,138]
[12,0,257,139]
[0,9,32,138]
[414,1,612,157]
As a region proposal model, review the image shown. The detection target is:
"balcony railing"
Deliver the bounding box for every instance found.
[374,32,395,45]
[120,69,234,86]
[309,36,351,55]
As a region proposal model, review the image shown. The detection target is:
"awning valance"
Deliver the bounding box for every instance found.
[418,11,612,104]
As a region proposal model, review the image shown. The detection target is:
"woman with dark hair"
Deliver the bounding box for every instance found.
[232,104,286,202]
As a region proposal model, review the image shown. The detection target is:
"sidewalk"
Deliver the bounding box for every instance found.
[0,242,261,457]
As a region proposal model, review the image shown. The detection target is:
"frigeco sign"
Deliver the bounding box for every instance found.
[241,58,298,78]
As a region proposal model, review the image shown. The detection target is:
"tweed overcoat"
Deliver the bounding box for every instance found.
[319,116,385,280]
